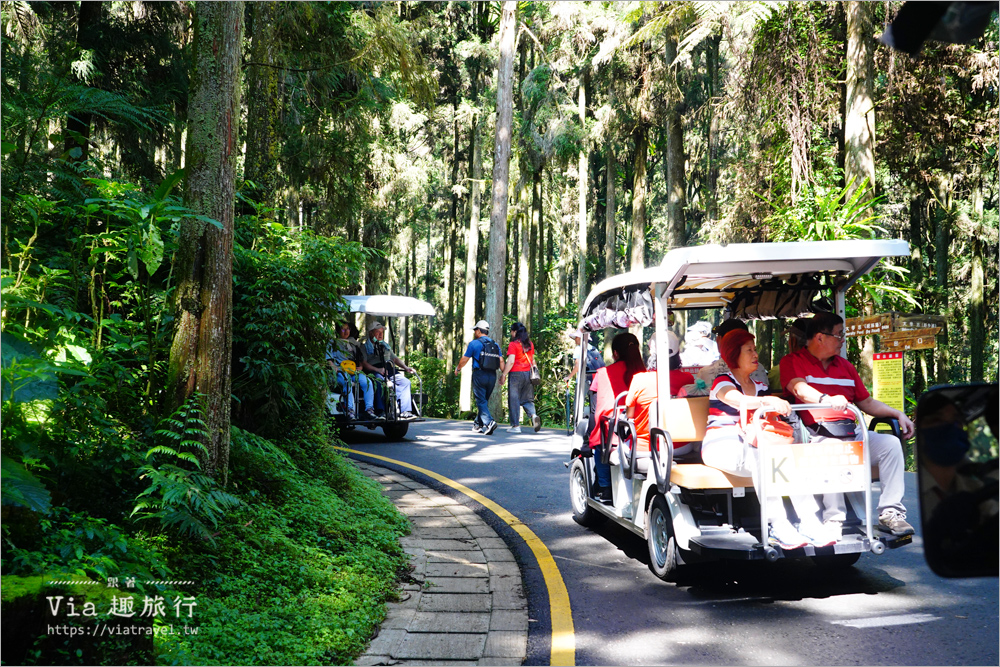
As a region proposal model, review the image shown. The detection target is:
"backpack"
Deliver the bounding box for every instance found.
[478,337,502,371]
[585,346,605,372]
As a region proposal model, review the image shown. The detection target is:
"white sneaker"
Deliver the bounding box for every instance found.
[798,519,838,547]
[506,426,522,434]
[768,520,808,550]
[531,413,542,432]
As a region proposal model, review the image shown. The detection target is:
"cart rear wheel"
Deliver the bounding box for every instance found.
[814,552,862,569]
[382,422,409,441]
[647,494,678,581]
[570,458,603,527]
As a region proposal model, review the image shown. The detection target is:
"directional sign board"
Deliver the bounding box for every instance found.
[845,314,892,337]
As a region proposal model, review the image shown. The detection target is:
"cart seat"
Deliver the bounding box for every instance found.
[670,463,753,489]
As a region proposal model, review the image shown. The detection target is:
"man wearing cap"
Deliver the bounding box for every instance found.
[455,320,502,435]
[565,329,604,384]
[680,320,719,367]
[780,311,916,537]
[364,321,416,419]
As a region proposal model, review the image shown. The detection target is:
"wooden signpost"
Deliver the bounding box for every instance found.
[845,313,945,418]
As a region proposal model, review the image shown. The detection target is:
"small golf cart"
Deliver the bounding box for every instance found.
[327,294,434,440]
[568,240,915,579]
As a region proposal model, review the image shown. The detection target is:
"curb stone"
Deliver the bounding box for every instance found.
[354,462,528,667]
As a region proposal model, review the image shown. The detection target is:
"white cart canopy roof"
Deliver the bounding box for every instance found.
[580,239,910,325]
[342,295,436,317]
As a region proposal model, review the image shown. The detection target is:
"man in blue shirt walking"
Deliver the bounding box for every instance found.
[455,320,504,435]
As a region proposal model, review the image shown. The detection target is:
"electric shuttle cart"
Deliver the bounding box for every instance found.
[327,294,434,441]
[567,240,914,580]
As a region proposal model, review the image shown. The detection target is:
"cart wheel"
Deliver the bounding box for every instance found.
[570,458,603,527]
[382,422,409,441]
[646,494,678,581]
[814,552,862,569]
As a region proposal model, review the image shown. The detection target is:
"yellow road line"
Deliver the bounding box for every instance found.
[336,446,576,666]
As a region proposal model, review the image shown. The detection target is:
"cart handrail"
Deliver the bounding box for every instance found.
[751,403,873,546]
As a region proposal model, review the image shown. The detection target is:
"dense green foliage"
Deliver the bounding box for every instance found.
[1,1,997,663]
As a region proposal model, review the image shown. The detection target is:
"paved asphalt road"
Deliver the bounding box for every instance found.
[340,418,999,667]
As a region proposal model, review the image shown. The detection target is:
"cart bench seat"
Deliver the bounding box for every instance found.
[670,463,753,489]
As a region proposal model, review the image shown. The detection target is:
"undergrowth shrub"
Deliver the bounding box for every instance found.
[156,427,411,666]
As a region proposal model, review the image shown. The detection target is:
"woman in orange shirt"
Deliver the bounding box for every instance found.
[588,333,646,500]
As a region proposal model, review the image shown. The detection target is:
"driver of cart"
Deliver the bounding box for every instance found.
[626,334,698,459]
[327,321,377,420]
[565,329,605,384]
[780,311,916,537]
[588,333,646,501]
[701,329,838,549]
[364,321,416,419]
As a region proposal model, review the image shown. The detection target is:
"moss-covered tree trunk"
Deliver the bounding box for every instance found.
[166,1,244,485]
[665,36,686,250]
[244,1,282,217]
[485,0,516,419]
[845,1,876,199]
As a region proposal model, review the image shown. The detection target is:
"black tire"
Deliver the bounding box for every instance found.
[570,458,603,527]
[813,552,862,569]
[382,422,409,441]
[646,494,678,581]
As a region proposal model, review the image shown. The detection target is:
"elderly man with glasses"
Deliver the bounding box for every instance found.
[779,311,916,538]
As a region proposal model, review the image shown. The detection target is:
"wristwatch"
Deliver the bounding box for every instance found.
[819,393,829,403]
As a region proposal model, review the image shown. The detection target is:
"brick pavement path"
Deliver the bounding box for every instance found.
[354,462,528,666]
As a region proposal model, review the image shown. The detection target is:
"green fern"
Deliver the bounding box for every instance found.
[131,396,240,543]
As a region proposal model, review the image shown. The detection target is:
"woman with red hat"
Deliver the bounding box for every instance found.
[701,329,837,549]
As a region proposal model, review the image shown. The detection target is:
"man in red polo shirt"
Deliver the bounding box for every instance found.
[780,312,915,537]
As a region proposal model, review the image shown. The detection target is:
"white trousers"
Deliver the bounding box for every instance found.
[811,425,907,521]
[389,372,412,413]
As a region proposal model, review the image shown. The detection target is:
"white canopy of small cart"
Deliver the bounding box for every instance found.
[342,295,436,317]
[580,239,910,316]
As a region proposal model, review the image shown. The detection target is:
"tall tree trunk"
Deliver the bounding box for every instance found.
[531,172,543,327]
[665,37,687,249]
[969,237,984,382]
[448,112,461,363]
[166,0,244,485]
[845,1,876,198]
[515,172,531,320]
[244,1,282,217]
[65,1,105,163]
[577,74,590,305]
[933,178,952,385]
[630,126,648,270]
[604,149,617,279]
[485,1,517,419]
[460,105,484,411]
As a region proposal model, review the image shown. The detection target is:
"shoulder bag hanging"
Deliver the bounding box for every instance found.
[524,344,542,387]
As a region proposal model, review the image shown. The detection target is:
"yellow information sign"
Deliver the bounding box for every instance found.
[873,352,904,413]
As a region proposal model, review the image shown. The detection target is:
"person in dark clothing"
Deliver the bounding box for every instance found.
[455,320,504,435]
